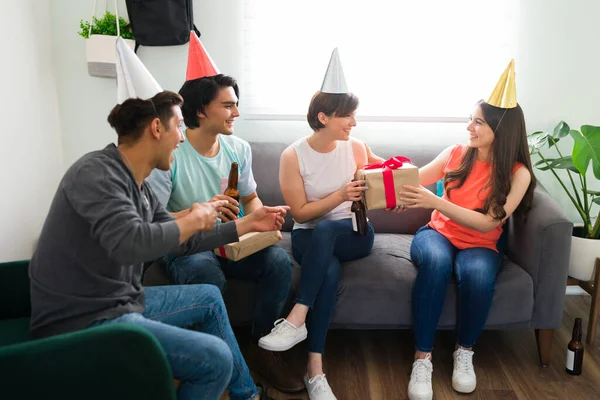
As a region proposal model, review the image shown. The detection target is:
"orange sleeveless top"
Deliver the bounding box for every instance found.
[428,144,523,252]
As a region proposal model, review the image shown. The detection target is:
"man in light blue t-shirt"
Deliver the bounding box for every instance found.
[147,74,300,393]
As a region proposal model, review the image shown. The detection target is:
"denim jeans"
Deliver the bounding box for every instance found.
[292,218,374,354]
[410,225,501,352]
[90,285,257,400]
[166,246,292,339]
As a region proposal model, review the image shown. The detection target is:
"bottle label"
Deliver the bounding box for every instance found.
[351,213,358,232]
[566,349,575,371]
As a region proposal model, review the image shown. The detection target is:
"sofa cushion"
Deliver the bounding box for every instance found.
[277,232,534,329]
[0,317,31,347]
[145,231,535,329]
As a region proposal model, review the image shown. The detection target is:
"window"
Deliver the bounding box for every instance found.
[242,0,519,120]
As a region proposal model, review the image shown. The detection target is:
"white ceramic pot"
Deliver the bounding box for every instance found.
[569,235,600,281]
[85,35,135,78]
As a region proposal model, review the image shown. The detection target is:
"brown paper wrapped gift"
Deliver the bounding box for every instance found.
[214,230,283,261]
[357,156,420,210]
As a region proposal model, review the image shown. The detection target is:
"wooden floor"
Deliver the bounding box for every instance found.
[230,294,600,400]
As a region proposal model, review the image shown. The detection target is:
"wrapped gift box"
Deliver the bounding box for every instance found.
[357,157,420,210]
[215,230,283,261]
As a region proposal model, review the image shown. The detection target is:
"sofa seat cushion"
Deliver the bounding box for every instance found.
[144,230,534,330]
[0,317,31,347]
[279,232,534,329]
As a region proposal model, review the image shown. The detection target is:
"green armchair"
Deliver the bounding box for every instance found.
[0,260,177,400]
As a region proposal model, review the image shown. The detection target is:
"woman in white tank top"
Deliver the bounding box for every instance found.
[258,90,384,399]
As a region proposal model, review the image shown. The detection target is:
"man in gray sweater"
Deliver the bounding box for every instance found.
[29,90,284,400]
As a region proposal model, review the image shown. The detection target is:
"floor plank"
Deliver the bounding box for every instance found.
[225,294,600,399]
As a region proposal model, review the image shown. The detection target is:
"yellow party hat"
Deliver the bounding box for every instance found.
[487,59,517,109]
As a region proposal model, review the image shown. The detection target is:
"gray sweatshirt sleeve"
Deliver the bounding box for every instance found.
[64,162,181,265]
[175,221,240,256]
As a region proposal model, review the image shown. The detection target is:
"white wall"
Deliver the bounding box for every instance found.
[49,0,600,223]
[517,0,600,223]
[0,0,64,261]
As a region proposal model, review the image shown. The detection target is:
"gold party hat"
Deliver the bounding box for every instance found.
[487,59,517,109]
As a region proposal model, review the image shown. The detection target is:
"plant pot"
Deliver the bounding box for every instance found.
[569,226,600,281]
[85,35,135,78]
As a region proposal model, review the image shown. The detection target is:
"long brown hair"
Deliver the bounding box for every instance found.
[443,100,536,221]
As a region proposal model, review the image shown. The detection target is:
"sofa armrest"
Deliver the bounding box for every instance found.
[0,260,31,319]
[0,323,176,399]
[507,187,573,329]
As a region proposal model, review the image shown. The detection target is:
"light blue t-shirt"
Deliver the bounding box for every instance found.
[147,134,257,217]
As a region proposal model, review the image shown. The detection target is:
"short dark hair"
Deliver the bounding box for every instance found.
[107,91,183,144]
[307,91,359,131]
[178,74,240,128]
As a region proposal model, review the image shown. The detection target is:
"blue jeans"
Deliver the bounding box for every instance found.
[410,225,501,352]
[90,285,257,400]
[292,219,374,354]
[166,246,292,339]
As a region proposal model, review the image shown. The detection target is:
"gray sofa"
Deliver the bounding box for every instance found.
[143,141,573,366]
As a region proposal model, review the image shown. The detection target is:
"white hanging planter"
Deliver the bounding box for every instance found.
[84,0,135,78]
[86,35,134,78]
[569,234,600,282]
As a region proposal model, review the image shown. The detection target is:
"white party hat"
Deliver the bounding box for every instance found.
[320,48,349,94]
[116,37,162,103]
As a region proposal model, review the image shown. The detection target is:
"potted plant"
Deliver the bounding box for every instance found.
[78,3,135,78]
[528,121,600,281]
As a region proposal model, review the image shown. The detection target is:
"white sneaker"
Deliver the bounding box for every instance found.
[304,373,337,400]
[408,355,433,400]
[258,318,307,351]
[452,348,476,393]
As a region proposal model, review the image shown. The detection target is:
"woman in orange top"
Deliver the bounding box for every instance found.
[398,99,535,400]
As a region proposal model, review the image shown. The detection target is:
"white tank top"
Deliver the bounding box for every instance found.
[290,137,357,229]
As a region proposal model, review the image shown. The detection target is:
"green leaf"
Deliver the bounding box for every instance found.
[553,121,570,139]
[528,131,548,153]
[571,126,600,179]
[534,156,580,173]
[593,197,600,206]
[545,121,570,147]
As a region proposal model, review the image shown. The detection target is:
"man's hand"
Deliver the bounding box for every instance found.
[175,200,227,244]
[189,201,228,232]
[170,209,191,219]
[235,205,290,236]
[209,194,240,222]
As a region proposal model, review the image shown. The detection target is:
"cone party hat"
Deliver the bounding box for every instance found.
[487,59,517,109]
[186,31,220,81]
[116,37,162,103]
[320,48,349,94]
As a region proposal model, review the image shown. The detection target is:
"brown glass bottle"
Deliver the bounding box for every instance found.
[224,162,240,202]
[566,317,584,375]
[350,180,368,236]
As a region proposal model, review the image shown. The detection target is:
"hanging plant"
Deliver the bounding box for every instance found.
[78,11,134,40]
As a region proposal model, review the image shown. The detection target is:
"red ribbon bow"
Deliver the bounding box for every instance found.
[363,156,412,209]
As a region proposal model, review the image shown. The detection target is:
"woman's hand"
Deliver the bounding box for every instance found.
[399,185,442,210]
[338,180,368,202]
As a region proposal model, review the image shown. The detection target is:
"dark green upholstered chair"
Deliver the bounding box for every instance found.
[0,260,177,400]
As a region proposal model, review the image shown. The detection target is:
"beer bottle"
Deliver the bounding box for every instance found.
[350,179,368,236]
[224,162,240,202]
[566,317,584,375]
